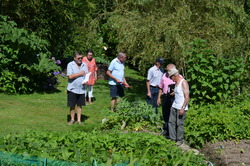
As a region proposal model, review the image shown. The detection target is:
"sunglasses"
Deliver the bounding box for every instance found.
[78,57,83,60]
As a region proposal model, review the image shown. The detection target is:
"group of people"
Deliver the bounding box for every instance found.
[66,51,189,145]
[146,58,189,145]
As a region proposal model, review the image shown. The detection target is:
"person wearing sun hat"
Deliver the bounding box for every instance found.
[157,64,177,138]
[168,67,189,145]
[146,57,165,114]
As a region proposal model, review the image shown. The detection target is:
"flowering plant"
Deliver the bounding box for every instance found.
[42,57,66,90]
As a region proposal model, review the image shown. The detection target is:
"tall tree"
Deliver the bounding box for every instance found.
[85,0,249,73]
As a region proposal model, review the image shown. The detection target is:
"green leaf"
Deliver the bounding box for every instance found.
[191,73,197,79]
[217,93,222,98]
[217,77,223,83]
[205,95,211,99]
[230,84,236,90]
[222,73,228,79]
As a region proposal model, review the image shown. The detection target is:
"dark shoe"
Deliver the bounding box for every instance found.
[160,130,167,136]
[68,120,75,125]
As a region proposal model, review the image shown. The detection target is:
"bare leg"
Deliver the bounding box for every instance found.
[88,85,93,104]
[89,97,93,104]
[76,106,82,122]
[70,106,75,121]
[110,97,117,111]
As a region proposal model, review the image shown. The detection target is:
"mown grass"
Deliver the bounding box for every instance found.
[0,67,148,137]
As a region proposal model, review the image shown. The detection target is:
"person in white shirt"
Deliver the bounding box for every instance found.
[168,67,189,145]
[146,57,165,113]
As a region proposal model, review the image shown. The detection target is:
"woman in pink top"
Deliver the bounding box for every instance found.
[82,49,98,104]
[157,64,176,138]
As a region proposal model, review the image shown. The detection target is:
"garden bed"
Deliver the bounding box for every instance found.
[200,140,250,166]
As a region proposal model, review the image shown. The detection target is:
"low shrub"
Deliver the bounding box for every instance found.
[185,97,250,148]
[0,130,206,165]
[101,98,161,131]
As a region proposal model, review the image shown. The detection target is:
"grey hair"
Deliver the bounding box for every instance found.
[117,51,126,58]
[74,51,82,57]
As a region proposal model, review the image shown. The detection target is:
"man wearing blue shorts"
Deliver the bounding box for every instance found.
[67,52,88,125]
[106,52,130,111]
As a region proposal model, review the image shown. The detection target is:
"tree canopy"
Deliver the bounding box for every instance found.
[1,0,249,97]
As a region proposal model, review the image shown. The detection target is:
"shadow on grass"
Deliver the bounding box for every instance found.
[67,114,89,122]
[95,74,147,102]
[33,88,62,94]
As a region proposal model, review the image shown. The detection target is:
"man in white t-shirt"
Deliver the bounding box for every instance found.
[168,68,189,145]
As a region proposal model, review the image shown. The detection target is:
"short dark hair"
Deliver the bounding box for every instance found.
[86,49,94,55]
[74,52,81,57]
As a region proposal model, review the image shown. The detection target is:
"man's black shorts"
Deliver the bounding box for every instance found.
[110,85,124,98]
[67,91,85,107]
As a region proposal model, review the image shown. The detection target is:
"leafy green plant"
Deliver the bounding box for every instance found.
[101,98,161,131]
[185,39,247,103]
[0,15,61,93]
[185,96,250,148]
[0,130,206,165]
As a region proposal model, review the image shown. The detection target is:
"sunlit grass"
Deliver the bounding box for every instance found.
[0,68,148,137]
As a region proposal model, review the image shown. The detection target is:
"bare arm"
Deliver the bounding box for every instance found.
[106,70,121,83]
[182,80,190,107]
[121,77,130,87]
[146,80,151,97]
[157,88,163,106]
[179,80,189,115]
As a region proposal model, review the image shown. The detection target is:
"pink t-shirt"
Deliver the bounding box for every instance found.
[158,73,175,94]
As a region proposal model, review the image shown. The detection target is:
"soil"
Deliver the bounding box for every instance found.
[200,140,250,166]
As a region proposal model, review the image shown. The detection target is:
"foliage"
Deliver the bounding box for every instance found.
[185,97,250,148]
[0,130,206,165]
[245,0,250,14]
[101,98,161,131]
[1,0,91,60]
[185,39,248,104]
[83,0,250,73]
[0,15,61,93]
[1,0,249,75]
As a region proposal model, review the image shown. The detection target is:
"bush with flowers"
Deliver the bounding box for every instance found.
[0,16,64,93]
[43,57,66,90]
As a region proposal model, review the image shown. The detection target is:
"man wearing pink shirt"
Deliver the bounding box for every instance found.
[157,64,176,138]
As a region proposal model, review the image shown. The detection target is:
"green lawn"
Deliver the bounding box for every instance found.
[0,67,147,137]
